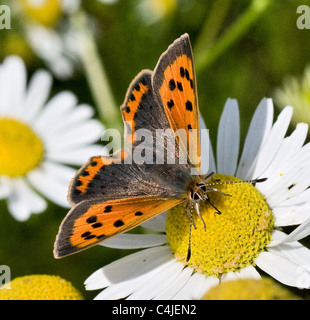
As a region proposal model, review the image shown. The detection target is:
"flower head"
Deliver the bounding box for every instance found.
[85,98,310,300]
[11,0,81,79]
[273,65,310,125]
[0,275,83,300]
[201,277,299,300]
[0,56,103,221]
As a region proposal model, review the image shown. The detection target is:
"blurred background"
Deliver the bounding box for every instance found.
[0,0,310,299]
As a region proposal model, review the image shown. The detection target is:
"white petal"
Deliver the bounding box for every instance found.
[153,267,194,300]
[27,163,72,207]
[272,202,310,227]
[255,251,307,288]
[200,114,216,175]
[7,178,46,221]
[93,248,175,300]
[261,123,308,179]
[216,99,240,175]
[41,161,76,184]
[264,159,310,208]
[0,176,12,199]
[196,276,219,299]
[172,271,206,300]
[280,188,310,207]
[236,265,262,280]
[253,106,293,179]
[33,91,77,137]
[236,98,273,180]
[220,271,238,282]
[23,70,52,123]
[257,123,308,198]
[85,246,172,290]
[0,56,26,118]
[268,242,310,271]
[141,211,167,232]
[45,104,96,135]
[46,144,105,166]
[268,229,286,246]
[279,217,310,243]
[101,234,168,249]
[127,260,184,300]
[45,119,103,153]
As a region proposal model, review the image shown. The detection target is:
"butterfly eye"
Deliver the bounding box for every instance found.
[197,183,206,192]
[190,190,200,200]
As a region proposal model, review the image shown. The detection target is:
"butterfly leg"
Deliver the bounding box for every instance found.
[194,201,206,231]
[186,200,206,262]
[206,198,222,215]
[186,201,197,230]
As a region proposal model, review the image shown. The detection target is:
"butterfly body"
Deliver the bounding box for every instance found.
[54,34,213,259]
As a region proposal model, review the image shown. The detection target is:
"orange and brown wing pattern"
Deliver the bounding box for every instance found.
[68,150,128,205]
[54,197,183,258]
[152,34,200,170]
[54,34,199,259]
[120,70,171,148]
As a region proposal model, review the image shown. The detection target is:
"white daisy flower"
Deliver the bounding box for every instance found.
[13,0,81,79]
[0,55,104,221]
[273,64,310,126]
[84,97,310,300]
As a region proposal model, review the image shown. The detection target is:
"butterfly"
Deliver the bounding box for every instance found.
[54,34,265,260]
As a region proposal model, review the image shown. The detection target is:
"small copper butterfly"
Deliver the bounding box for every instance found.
[54,34,265,259]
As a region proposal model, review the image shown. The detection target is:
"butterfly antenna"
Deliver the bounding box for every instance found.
[207,177,267,187]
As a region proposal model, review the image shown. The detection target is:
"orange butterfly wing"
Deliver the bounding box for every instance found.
[54,34,199,258]
[54,197,183,258]
[152,34,201,172]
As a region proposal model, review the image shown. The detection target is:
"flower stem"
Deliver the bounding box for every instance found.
[194,0,232,58]
[195,0,270,75]
[71,11,122,133]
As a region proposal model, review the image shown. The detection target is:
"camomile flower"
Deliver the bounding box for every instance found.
[137,0,177,25]
[201,277,299,300]
[12,0,81,79]
[0,274,83,300]
[273,64,310,126]
[0,55,103,221]
[84,98,310,300]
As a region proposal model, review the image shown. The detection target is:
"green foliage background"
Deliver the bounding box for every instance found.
[0,0,309,299]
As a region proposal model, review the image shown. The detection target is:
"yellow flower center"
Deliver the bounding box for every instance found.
[18,0,62,27]
[201,277,299,300]
[166,174,274,276]
[0,275,83,300]
[0,118,44,177]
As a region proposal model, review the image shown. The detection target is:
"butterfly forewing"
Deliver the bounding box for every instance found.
[121,70,171,147]
[152,34,201,171]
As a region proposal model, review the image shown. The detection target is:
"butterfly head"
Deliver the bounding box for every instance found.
[188,180,209,202]
[185,173,267,261]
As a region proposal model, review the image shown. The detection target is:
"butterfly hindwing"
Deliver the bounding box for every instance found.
[69,150,129,204]
[54,197,183,258]
[69,150,189,206]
